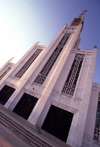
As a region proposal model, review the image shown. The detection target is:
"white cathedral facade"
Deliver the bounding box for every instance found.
[0,11,100,147]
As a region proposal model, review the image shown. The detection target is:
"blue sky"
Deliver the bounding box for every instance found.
[0,0,100,83]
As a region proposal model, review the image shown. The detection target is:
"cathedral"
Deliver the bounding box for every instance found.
[0,11,99,147]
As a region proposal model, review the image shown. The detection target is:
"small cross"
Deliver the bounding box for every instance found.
[83,10,87,13]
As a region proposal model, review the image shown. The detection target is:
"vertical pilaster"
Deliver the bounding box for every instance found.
[82,84,99,147]
[72,47,97,147]
[0,57,14,73]
[0,42,39,89]
[4,47,44,109]
[4,25,67,109]
[28,23,83,125]
[0,57,14,89]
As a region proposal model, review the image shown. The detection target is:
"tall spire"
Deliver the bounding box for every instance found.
[83,10,87,13]
[78,10,87,21]
[70,10,87,27]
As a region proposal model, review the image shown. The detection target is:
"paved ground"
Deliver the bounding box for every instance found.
[0,124,29,147]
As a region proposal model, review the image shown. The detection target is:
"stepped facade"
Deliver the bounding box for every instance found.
[0,11,100,147]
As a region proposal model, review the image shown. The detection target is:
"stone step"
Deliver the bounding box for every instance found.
[40,129,70,147]
[0,113,53,147]
[0,104,38,132]
[0,104,71,147]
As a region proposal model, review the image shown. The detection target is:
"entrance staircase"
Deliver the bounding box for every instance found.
[0,104,71,147]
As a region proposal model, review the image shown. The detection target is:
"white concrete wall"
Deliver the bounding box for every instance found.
[2,22,88,147]
[28,23,83,126]
[0,13,97,147]
[0,58,15,90]
[4,45,46,109]
[35,47,97,147]
[72,47,97,147]
[82,83,100,147]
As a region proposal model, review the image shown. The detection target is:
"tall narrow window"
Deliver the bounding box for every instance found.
[0,67,11,80]
[15,49,42,78]
[62,54,84,96]
[94,93,100,142]
[34,33,70,85]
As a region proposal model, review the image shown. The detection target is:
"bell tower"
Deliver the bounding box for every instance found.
[28,11,88,125]
[0,11,98,147]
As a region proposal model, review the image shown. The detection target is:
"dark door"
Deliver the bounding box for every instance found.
[13,93,38,120]
[42,105,73,142]
[0,85,15,105]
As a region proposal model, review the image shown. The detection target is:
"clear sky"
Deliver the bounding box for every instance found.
[0,0,100,83]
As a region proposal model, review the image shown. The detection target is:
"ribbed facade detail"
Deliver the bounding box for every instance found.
[15,49,42,78]
[94,93,100,142]
[62,54,84,96]
[0,67,11,80]
[34,33,70,85]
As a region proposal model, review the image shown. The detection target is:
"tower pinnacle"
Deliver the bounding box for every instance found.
[70,10,87,27]
[78,10,87,21]
[83,10,87,13]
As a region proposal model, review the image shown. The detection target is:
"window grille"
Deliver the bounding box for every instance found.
[15,49,42,78]
[34,33,70,85]
[62,54,84,96]
[93,93,100,142]
[0,67,11,80]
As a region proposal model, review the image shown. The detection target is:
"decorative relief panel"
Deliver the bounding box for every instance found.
[0,67,11,80]
[62,54,84,96]
[63,26,75,34]
[94,93,100,142]
[34,33,70,85]
[15,49,42,78]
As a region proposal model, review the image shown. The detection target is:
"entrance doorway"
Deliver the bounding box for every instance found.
[42,105,73,142]
[13,93,38,120]
[0,85,15,105]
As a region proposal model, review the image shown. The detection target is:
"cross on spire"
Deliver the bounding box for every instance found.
[83,10,87,13]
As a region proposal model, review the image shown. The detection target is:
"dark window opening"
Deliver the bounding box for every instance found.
[13,93,38,120]
[0,85,15,105]
[42,105,73,142]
